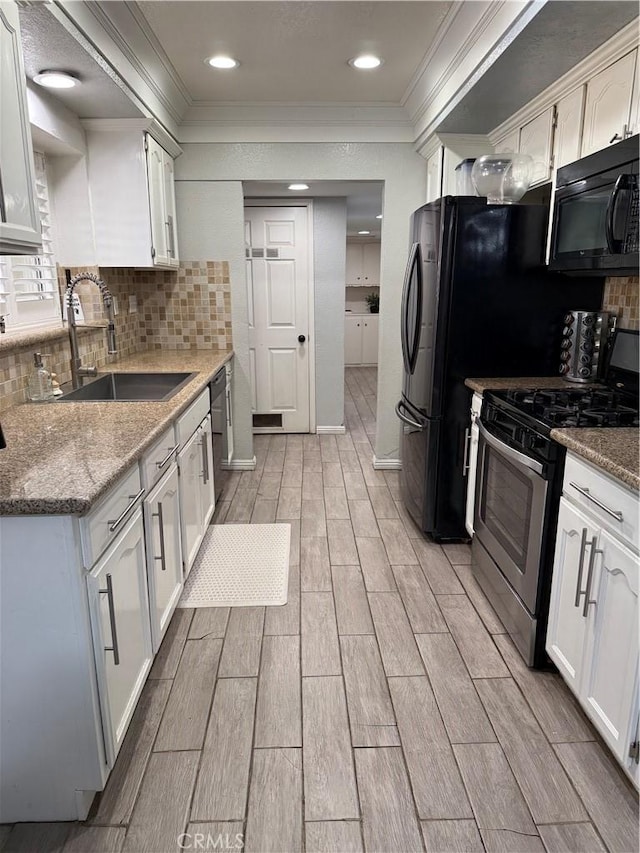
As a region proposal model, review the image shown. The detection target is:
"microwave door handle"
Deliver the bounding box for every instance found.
[477,422,544,476]
[605,174,632,253]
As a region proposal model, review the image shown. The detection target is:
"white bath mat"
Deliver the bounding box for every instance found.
[178,523,290,608]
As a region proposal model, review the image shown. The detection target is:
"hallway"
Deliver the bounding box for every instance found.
[2,368,637,853]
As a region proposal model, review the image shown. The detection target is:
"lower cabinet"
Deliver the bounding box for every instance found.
[87,510,153,767]
[143,464,183,651]
[345,314,379,365]
[179,414,215,577]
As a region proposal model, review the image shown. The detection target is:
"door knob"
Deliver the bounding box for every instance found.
[298,335,306,343]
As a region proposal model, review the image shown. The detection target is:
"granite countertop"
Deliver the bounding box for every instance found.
[0,348,233,516]
[465,376,570,394]
[551,428,639,492]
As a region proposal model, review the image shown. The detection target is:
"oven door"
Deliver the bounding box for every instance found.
[474,421,549,614]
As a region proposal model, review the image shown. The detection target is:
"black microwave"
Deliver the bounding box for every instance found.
[549,135,638,275]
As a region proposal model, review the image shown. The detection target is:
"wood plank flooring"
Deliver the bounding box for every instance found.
[3,367,637,853]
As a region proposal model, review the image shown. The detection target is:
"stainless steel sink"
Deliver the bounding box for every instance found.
[58,372,197,402]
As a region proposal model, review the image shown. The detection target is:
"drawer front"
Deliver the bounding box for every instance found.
[141,425,178,490]
[81,465,144,568]
[564,453,639,548]
[176,388,210,446]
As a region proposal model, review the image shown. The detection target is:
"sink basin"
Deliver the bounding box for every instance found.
[58,372,197,402]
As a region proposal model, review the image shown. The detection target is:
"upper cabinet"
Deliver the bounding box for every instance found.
[519,107,555,185]
[423,133,491,202]
[83,121,181,269]
[346,242,380,286]
[0,1,41,255]
[553,87,585,170]
[581,51,637,156]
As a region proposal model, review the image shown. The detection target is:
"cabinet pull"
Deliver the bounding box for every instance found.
[108,489,145,533]
[569,482,624,522]
[226,387,232,427]
[99,573,120,665]
[166,215,175,257]
[152,502,167,571]
[201,432,209,484]
[582,536,601,618]
[462,427,471,476]
[156,444,179,469]
[574,528,589,607]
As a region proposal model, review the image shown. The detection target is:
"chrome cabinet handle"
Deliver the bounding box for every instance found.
[226,387,232,427]
[201,432,209,484]
[156,444,179,470]
[477,422,544,475]
[99,573,120,665]
[582,536,602,617]
[569,482,624,522]
[462,427,471,476]
[574,528,589,608]
[166,215,175,257]
[108,489,145,533]
[152,502,167,571]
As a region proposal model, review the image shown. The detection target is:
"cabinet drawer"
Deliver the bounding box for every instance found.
[563,453,638,548]
[176,388,210,446]
[81,465,144,568]
[141,425,178,491]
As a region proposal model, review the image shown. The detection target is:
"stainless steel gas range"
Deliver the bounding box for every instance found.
[472,328,639,667]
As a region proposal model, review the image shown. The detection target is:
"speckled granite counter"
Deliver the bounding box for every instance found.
[465,376,570,394]
[551,428,639,491]
[0,348,233,515]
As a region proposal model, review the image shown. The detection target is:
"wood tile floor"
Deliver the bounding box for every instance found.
[3,367,638,853]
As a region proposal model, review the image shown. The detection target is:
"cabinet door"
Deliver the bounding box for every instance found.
[199,415,216,528]
[346,244,363,285]
[426,148,443,202]
[581,51,636,156]
[581,529,639,764]
[0,2,40,254]
[362,243,380,286]
[546,498,598,692]
[495,130,519,153]
[519,107,554,185]
[87,510,152,766]
[554,87,585,169]
[144,465,183,651]
[344,316,363,365]
[162,149,179,267]
[361,315,379,364]
[146,134,169,266]
[178,429,205,576]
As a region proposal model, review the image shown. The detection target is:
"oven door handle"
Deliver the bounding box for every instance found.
[477,422,544,476]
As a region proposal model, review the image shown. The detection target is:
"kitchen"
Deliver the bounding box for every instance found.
[0,2,639,851]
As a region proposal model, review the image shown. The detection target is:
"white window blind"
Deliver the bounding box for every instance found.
[0,152,62,331]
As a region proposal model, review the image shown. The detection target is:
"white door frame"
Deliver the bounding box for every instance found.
[244,197,316,434]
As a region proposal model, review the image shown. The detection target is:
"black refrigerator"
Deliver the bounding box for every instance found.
[397,197,604,541]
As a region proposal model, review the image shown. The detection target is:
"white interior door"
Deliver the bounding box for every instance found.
[245,205,310,432]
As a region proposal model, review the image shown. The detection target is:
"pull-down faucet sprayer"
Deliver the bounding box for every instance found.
[65,272,117,389]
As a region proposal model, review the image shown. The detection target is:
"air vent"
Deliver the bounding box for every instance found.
[252,248,264,258]
[266,248,279,259]
[253,413,283,428]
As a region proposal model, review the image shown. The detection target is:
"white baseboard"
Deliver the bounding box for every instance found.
[316,425,346,435]
[226,456,257,471]
[373,457,402,470]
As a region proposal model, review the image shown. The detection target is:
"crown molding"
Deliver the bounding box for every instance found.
[81,117,182,158]
[488,18,639,145]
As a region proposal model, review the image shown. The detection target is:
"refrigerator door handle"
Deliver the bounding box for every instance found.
[401,242,420,375]
[395,400,424,430]
[408,243,423,374]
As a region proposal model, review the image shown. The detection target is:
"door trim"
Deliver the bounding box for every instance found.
[244,197,316,433]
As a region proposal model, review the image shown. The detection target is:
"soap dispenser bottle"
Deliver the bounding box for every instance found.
[27,352,55,402]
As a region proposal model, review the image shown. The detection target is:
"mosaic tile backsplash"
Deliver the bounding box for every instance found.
[0,261,231,413]
[603,276,639,331]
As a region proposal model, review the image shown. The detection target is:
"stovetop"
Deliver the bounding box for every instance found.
[490,386,640,430]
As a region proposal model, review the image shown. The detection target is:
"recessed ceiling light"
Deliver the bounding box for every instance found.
[376,214,383,219]
[349,55,382,70]
[358,230,371,235]
[33,70,79,89]
[288,183,309,191]
[206,55,240,69]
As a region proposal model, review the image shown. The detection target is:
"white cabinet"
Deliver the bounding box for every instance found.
[345,314,378,365]
[0,1,41,255]
[581,50,637,156]
[179,413,215,577]
[87,510,152,767]
[84,122,180,268]
[346,242,380,286]
[519,107,555,186]
[144,465,183,651]
[494,129,519,153]
[425,147,443,202]
[547,453,640,785]
[553,87,585,169]
[464,392,482,537]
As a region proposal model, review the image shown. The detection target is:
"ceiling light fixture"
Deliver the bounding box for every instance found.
[358,230,371,235]
[349,55,382,70]
[33,70,79,89]
[206,55,240,69]
[288,183,309,191]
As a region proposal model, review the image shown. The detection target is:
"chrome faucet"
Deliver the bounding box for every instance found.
[65,272,117,389]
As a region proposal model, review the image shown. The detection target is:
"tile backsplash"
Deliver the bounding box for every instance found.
[603,276,639,330]
[0,261,232,413]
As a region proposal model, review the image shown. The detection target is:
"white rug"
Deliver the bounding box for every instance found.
[178,523,290,608]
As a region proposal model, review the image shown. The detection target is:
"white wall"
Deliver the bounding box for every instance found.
[176,142,427,463]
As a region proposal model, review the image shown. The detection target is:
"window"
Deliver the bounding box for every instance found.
[0,152,62,332]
